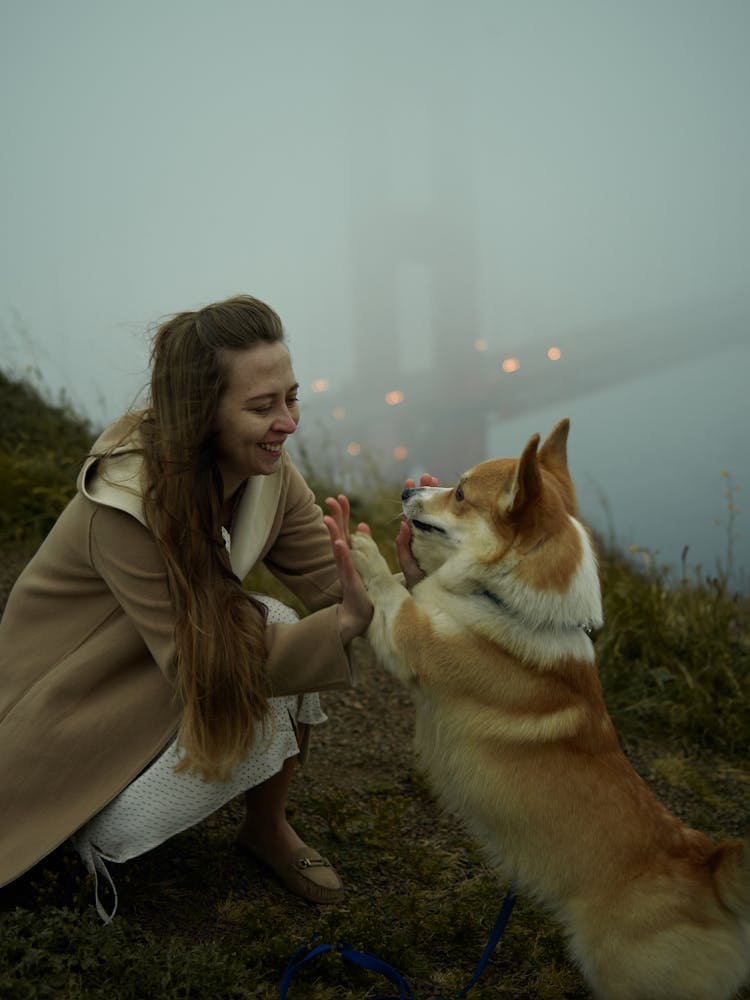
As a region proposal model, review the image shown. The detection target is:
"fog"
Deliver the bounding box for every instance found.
[1,1,748,585]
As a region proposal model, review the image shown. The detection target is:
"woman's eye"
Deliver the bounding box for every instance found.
[455,485,464,502]
[248,394,298,415]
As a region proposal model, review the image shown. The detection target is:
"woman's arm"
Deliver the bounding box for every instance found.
[89,502,355,697]
[260,463,344,611]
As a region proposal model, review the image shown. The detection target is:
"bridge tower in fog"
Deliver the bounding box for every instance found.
[346,134,489,480]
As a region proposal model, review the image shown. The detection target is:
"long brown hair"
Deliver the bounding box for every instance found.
[139,295,285,781]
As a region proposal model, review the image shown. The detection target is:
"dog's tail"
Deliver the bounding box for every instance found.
[713,835,750,918]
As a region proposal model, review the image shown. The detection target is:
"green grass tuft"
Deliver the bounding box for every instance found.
[0,370,96,544]
[597,544,749,758]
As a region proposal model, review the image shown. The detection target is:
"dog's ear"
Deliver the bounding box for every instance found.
[507,433,542,516]
[539,418,570,469]
[539,418,579,516]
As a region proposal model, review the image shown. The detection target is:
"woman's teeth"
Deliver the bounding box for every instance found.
[259,443,282,453]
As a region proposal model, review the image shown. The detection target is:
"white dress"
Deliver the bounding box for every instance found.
[73,529,327,921]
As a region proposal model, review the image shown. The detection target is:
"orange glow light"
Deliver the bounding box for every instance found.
[346,442,361,456]
[332,406,346,420]
[473,339,488,352]
[502,358,520,373]
[547,347,562,361]
[393,446,408,461]
[385,390,405,406]
[311,378,329,393]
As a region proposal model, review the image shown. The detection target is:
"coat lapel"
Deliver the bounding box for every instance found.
[228,469,282,579]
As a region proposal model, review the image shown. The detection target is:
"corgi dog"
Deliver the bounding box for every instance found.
[350,419,750,1000]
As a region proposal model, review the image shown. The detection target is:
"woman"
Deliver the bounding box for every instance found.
[0,294,408,920]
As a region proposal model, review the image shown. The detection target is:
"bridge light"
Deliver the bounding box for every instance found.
[547,347,562,361]
[346,442,361,456]
[385,390,405,405]
[474,339,488,352]
[393,446,408,461]
[501,358,520,373]
[332,406,346,420]
[311,378,329,392]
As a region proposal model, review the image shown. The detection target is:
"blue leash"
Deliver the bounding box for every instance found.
[278,887,516,999]
[279,937,416,1000]
[454,887,517,997]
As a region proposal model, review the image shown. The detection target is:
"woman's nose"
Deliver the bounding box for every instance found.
[273,409,298,433]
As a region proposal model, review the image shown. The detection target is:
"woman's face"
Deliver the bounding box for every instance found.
[214,341,300,493]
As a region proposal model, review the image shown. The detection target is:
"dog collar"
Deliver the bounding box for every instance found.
[480,588,597,639]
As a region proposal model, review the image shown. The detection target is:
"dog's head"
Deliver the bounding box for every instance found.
[404,418,577,569]
[403,419,602,632]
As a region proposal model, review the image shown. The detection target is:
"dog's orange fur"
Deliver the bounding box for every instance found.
[351,419,750,1000]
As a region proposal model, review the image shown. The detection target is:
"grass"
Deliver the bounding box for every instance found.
[1,370,749,999]
[595,541,749,758]
[3,768,746,999]
[0,370,96,544]
[0,775,601,999]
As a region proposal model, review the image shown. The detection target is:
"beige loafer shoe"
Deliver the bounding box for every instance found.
[237,840,345,904]
[279,848,345,904]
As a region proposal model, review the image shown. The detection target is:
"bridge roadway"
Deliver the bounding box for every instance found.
[293,299,748,484]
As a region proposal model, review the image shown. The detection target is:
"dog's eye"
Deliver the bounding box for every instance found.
[455,485,464,502]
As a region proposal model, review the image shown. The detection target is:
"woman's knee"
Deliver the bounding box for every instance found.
[251,594,300,625]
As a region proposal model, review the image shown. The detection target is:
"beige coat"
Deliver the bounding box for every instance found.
[0,417,352,887]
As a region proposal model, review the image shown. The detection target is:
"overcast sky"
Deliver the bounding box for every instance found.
[1,0,749,584]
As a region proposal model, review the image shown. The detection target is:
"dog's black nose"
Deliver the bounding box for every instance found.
[401,487,416,502]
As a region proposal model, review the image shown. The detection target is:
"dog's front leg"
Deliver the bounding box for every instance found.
[351,533,423,685]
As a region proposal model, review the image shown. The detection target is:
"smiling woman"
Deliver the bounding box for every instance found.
[214,342,301,500]
[0,294,375,920]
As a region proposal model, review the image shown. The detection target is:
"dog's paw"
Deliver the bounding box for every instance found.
[351,532,392,587]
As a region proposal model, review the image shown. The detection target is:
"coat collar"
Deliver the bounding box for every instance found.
[226,472,282,578]
[77,415,283,580]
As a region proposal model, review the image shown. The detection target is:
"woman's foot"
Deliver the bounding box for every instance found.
[236,820,344,904]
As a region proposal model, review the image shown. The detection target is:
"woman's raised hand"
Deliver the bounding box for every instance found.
[323,495,373,644]
[397,473,438,589]
[405,475,439,490]
[323,471,439,634]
